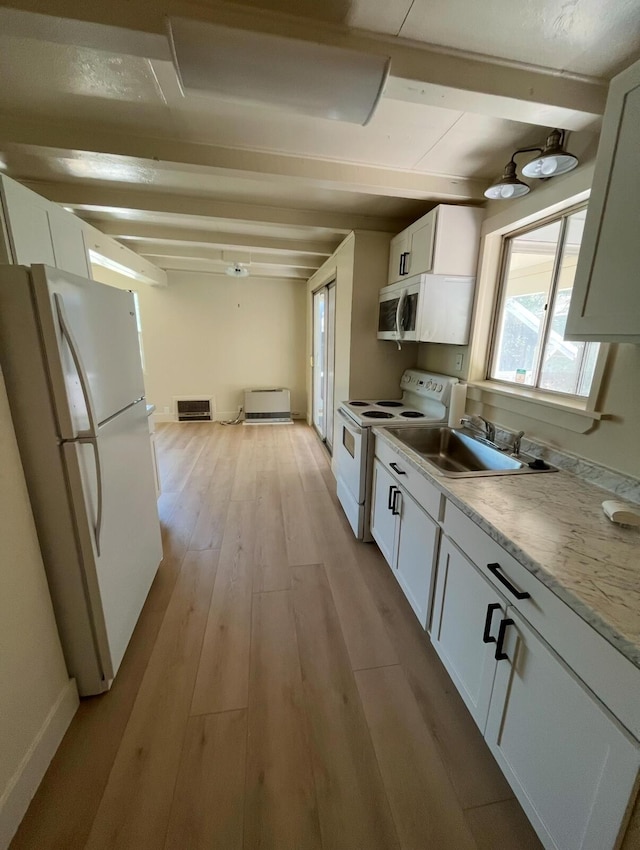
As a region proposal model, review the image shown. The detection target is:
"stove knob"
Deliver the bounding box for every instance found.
[425,380,433,389]
[437,383,443,392]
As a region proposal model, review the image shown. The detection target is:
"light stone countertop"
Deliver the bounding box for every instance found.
[373,426,640,670]
[146,403,156,417]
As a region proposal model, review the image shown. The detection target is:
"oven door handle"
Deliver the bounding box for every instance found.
[337,406,362,436]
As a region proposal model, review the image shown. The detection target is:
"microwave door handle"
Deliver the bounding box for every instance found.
[395,290,406,350]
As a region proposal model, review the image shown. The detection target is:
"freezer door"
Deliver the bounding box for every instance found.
[62,400,162,689]
[32,265,145,437]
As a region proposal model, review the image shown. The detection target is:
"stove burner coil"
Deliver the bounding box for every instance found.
[400,410,426,418]
[376,401,403,407]
[362,410,394,419]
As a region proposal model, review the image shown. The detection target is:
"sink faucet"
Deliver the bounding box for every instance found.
[461,415,496,442]
[511,430,525,456]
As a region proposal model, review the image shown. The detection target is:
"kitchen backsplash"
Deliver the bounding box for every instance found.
[495,427,640,506]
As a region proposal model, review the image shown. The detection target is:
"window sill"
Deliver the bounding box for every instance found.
[467,381,607,434]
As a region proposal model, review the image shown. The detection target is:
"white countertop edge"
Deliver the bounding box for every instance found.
[372,426,640,671]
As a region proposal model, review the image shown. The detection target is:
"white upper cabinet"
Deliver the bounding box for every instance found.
[565,58,640,342]
[0,176,56,267]
[0,176,90,278]
[387,204,483,285]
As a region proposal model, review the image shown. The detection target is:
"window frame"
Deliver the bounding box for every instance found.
[486,202,601,404]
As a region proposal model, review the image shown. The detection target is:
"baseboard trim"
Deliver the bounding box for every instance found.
[0,678,79,850]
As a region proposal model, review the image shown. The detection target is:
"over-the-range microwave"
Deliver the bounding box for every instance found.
[377,274,475,345]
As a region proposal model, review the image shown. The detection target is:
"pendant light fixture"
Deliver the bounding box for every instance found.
[484,130,579,200]
[521,129,579,179]
[483,159,531,200]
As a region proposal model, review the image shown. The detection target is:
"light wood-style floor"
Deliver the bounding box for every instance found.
[11,422,543,850]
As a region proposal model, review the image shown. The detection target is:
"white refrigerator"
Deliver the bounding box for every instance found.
[0,264,163,696]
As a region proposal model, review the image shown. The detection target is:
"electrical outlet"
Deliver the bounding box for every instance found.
[455,354,464,371]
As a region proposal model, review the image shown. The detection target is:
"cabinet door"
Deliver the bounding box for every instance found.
[0,176,56,265]
[431,537,506,732]
[47,204,91,278]
[406,213,435,276]
[395,488,439,629]
[388,230,410,285]
[486,608,640,850]
[565,58,640,341]
[370,459,399,567]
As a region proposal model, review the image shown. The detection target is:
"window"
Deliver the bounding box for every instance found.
[489,207,599,398]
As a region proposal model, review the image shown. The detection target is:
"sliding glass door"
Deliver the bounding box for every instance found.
[312,281,336,451]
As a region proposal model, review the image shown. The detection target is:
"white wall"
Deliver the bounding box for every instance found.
[0,371,77,849]
[92,267,307,421]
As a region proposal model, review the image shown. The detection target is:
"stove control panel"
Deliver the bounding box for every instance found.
[400,369,458,405]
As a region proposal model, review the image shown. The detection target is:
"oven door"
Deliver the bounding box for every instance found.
[377,280,420,342]
[335,407,368,503]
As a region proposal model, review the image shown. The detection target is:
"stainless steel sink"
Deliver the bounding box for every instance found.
[383,426,557,478]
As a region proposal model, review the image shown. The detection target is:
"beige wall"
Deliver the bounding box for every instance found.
[93,267,307,421]
[0,370,75,846]
[306,231,416,423]
[419,162,640,478]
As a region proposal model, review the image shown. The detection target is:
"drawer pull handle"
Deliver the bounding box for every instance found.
[482,603,501,644]
[495,618,514,661]
[487,563,531,600]
[391,489,401,516]
[390,462,406,475]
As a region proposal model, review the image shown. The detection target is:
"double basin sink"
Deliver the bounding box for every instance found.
[382,425,557,478]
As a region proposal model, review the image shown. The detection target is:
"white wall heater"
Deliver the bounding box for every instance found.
[243,388,292,424]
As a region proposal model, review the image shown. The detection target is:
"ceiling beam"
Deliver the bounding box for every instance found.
[0,3,607,128]
[0,115,487,202]
[140,247,324,269]
[158,258,310,279]
[96,222,336,255]
[24,181,405,233]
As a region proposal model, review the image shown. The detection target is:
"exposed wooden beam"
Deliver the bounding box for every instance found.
[96,222,336,255]
[140,247,324,269]
[0,115,487,202]
[162,258,313,282]
[0,3,607,127]
[24,181,404,233]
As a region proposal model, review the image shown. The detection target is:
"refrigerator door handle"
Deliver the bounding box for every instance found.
[54,293,99,439]
[77,435,103,556]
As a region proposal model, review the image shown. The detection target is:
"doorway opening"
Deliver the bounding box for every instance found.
[312,281,336,452]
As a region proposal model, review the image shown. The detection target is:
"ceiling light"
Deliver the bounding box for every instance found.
[521,129,579,179]
[484,129,579,201]
[483,160,530,200]
[166,17,390,126]
[225,263,250,278]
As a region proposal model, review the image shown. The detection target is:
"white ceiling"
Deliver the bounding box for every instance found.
[0,0,636,280]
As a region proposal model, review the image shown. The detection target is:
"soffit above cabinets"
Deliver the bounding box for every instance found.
[0,0,628,280]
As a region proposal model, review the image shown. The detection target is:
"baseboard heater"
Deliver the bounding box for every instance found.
[243,388,292,424]
[176,398,213,421]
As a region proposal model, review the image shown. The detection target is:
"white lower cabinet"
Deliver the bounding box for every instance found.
[370,458,438,628]
[431,525,640,850]
[431,536,506,731]
[486,608,640,850]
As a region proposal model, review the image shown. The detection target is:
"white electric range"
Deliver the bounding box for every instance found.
[335,370,459,540]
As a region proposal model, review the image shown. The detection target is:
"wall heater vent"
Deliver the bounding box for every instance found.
[175,397,213,421]
[243,388,292,424]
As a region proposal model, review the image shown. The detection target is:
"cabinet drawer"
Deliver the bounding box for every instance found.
[443,500,640,739]
[375,437,442,520]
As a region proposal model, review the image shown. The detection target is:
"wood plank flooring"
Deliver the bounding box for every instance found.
[10,421,543,850]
